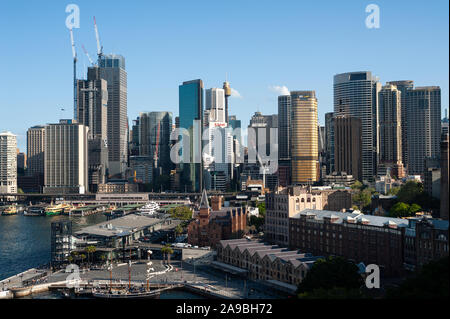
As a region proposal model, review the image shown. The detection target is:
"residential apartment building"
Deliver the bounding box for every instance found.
[43,120,88,194]
[0,132,17,194]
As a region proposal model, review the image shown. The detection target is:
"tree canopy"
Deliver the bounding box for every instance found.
[297,256,363,298]
[169,206,193,220]
[386,257,449,299]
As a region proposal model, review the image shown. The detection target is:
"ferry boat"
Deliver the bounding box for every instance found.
[45,203,69,216]
[1,205,18,216]
[62,204,76,216]
[137,202,160,216]
[24,206,46,216]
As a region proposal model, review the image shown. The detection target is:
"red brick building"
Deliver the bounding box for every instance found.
[188,190,248,248]
[289,209,408,276]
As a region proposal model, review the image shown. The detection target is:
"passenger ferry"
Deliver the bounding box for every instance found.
[137,202,160,216]
[24,206,46,216]
[45,203,70,216]
[1,205,18,216]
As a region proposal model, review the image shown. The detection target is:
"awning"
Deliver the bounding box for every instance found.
[210,261,248,275]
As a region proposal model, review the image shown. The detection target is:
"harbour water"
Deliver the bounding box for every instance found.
[0,213,107,281]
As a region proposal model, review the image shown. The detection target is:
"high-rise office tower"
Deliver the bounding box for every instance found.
[243,112,278,190]
[334,71,381,182]
[76,67,108,141]
[325,112,335,175]
[205,88,226,124]
[441,133,449,220]
[139,112,173,176]
[334,116,363,182]
[43,120,88,194]
[27,126,46,178]
[378,84,404,178]
[0,132,17,194]
[77,66,109,192]
[278,95,291,161]
[290,91,319,185]
[386,80,414,170]
[129,117,140,156]
[203,88,233,191]
[99,54,128,177]
[406,86,441,175]
[179,79,203,192]
[278,95,291,187]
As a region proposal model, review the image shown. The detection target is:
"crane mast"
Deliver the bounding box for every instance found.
[82,44,94,66]
[70,29,78,120]
[94,16,103,65]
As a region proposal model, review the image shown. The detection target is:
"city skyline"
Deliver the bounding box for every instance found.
[0,0,448,152]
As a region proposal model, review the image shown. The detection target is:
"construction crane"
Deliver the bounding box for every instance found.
[70,28,78,120]
[82,44,94,66]
[153,121,161,170]
[94,16,103,64]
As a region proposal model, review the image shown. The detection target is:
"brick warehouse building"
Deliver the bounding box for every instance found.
[188,190,248,248]
[289,209,448,276]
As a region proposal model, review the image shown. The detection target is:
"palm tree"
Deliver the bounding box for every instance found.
[161,244,174,266]
[80,254,86,267]
[71,251,79,265]
[85,246,96,267]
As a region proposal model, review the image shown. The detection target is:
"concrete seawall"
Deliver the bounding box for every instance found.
[9,280,68,298]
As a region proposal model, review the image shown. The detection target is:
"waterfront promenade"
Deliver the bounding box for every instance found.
[1,259,284,299]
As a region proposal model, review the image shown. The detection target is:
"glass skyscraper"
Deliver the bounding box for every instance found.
[99,54,128,178]
[179,79,204,192]
[334,71,381,182]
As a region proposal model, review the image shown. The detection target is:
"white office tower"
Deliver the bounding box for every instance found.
[0,132,17,194]
[43,120,89,194]
[203,121,234,192]
[205,88,226,124]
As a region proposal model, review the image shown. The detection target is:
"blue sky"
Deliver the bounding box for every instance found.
[0,0,448,151]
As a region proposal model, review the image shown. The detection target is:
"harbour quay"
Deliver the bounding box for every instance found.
[52,214,183,266]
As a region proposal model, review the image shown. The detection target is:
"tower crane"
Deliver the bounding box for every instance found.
[154,121,161,170]
[94,16,103,64]
[82,44,94,66]
[70,29,78,120]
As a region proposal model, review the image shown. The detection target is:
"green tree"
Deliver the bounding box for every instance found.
[169,206,193,220]
[352,188,372,211]
[387,186,400,196]
[351,181,363,190]
[161,244,174,265]
[386,257,449,299]
[396,181,423,204]
[409,203,422,214]
[297,256,363,298]
[85,246,96,266]
[175,224,183,236]
[257,202,266,217]
[389,202,411,218]
[249,215,264,232]
[80,254,86,266]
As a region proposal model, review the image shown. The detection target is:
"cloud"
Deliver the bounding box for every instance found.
[230,88,243,99]
[269,85,290,96]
